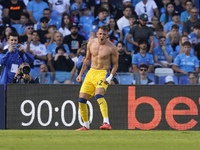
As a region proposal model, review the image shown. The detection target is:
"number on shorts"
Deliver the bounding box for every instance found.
[97,80,103,86]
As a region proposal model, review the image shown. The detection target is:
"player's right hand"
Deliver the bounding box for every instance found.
[76,75,82,83]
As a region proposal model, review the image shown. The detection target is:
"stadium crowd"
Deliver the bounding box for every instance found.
[0,0,200,85]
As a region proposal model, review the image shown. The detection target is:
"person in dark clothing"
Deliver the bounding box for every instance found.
[0,17,17,37]
[50,46,75,84]
[37,17,49,44]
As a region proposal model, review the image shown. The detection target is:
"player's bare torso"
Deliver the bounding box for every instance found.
[89,38,115,70]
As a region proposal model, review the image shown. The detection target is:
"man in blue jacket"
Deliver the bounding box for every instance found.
[0,32,35,84]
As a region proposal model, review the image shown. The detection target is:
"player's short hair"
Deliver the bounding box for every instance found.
[171,24,179,30]
[97,7,108,14]
[139,64,148,69]
[194,23,200,30]
[188,72,198,78]
[185,0,193,5]
[182,41,192,47]
[98,25,109,32]
[43,8,51,12]
[123,5,132,11]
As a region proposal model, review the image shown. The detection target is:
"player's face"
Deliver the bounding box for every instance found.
[97,29,108,45]
[8,36,18,45]
[167,4,174,13]
[186,2,193,11]
[109,19,115,27]
[172,15,180,22]
[155,29,163,37]
[57,48,65,55]
[64,16,70,25]
[123,8,132,18]
[99,11,108,20]
[183,45,191,55]
[129,18,136,26]
[32,32,39,42]
[139,43,147,50]
[5,27,12,36]
[191,9,198,18]
[117,43,124,53]
[181,37,188,43]
[189,74,198,85]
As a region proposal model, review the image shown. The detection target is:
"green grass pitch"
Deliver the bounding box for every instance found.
[0,130,200,150]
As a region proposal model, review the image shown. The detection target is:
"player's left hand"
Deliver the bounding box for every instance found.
[103,79,109,85]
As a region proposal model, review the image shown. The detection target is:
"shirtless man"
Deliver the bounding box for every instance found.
[76,25,119,130]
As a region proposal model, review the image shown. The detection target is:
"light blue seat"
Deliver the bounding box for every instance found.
[179,76,190,85]
[159,76,178,84]
[117,74,134,85]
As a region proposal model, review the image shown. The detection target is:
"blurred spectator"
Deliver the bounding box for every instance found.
[164,75,175,84]
[59,14,72,37]
[188,72,198,84]
[126,14,154,54]
[91,7,108,37]
[78,5,94,40]
[25,31,47,72]
[122,14,137,37]
[94,0,114,17]
[0,17,17,37]
[26,0,49,24]
[44,24,57,47]
[117,5,132,31]
[132,39,154,73]
[153,36,173,68]
[12,12,29,36]
[48,0,70,24]
[37,17,49,44]
[39,64,54,84]
[194,42,200,60]
[63,23,86,57]
[47,31,70,61]
[180,0,194,25]
[132,63,154,84]
[164,12,183,35]
[108,18,123,44]
[160,2,175,26]
[135,0,159,22]
[0,26,13,50]
[50,46,75,84]
[115,0,136,20]
[174,0,185,13]
[3,0,26,24]
[116,41,132,72]
[101,2,113,19]
[19,23,34,44]
[0,32,34,84]
[188,23,200,48]
[175,35,194,57]
[160,0,171,15]
[11,62,39,84]
[69,2,80,24]
[192,0,199,9]
[150,16,159,34]
[71,0,87,17]
[154,23,170,47]
[36,8,60,30]
[166,24,182,50]
[172,41,199,73]
[183,7,200,35]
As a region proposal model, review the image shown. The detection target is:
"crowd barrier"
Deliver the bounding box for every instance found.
[5,84,200,130]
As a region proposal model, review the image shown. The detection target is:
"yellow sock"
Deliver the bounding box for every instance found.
[79,102,88,122]
[97,98,108,118]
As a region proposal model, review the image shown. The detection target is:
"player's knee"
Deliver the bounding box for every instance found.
[79,98,87,103]
[95,94,104,100]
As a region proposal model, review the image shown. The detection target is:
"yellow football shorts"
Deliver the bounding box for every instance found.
[80,68,110,97]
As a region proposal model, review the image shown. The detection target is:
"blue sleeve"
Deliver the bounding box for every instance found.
[149,54,154,65]
[132,55,137,64]
[26,2,32,11]
[163,23,169,31]
[180,12,185,22]
[75,55,83,69]
[194,56,199,67]
[173,55,180,66]
[0,51,11,66]
[153,47,157,55]
[168,46,173,56]
[64,45,70,55]
[47,45,52,53]
[160,14,165,23]
[23,52,35,64]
